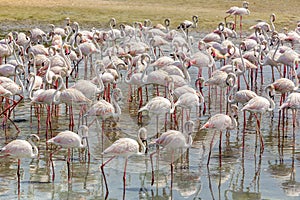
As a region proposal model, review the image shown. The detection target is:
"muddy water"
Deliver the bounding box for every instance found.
[1,32,300,200]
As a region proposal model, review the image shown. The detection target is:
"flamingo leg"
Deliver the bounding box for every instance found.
[67,148,71,183]
[150,151,156,186]
[48,146,61,181]
[240,15,242,38]
[123,158,128,200]
[219,130,222,167]
[207,131,216,165]
[17,159,21,198]
[170,150,174,200]
[100,155,116,199]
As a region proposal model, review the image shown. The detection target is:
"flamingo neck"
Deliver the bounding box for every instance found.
[28,74,35,100]
[79,126,89,148]
[137,127,147,154]
[227,85,238,104]
[183,121,194,147]
[112,94,121,117]
[94,64,105,93]
[169,94,175,114]
[28,134,39,158]
[264,86,276,112]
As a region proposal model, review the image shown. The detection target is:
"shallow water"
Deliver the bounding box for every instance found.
[1,32,300,200]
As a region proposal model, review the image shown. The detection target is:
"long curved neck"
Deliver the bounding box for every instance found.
[141,59,150,83]
[228,106,238,129]
[292,59,299,90]
[28,73,36,100]
[264,86,275,111]
[79,126,89,148]
[227,85,237,104]
[44,59,54,86]
[52,75,64,104]
[94,64,105,93]
[181,61,191,84]
[60,45,72,72]
[184,121,194,147]
[270,13,276,33]
[124,55,133,84]
[238,43,246,74]
[169,94,175,114]
[28,134,39,158]
[15,66,25,96]
[137,128,147,154]
[272,36,280,61]
[112,92,121,117]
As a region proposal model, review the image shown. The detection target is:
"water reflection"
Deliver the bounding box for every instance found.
[1,33,300,200]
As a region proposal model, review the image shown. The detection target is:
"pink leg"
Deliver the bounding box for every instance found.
[100,156,116,199]
[207,131,216,165]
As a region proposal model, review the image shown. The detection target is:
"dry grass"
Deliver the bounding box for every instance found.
[0,0,299,34]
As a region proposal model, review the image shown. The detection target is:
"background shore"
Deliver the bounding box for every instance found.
[0,0,299,34]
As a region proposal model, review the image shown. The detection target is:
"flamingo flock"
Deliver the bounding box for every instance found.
[1,2,300,199]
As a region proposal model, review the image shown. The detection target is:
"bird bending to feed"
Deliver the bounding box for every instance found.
[100,127,148,200]
[200,105,237,166]
[47,125,89,183]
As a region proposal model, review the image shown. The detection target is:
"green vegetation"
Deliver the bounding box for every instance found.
[0,0,299,33]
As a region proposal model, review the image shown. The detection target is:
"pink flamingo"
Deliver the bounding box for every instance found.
[138,77,175,135]
[0,67,25,130]
[29,85,60,137]
[149,35,169,59]
[0,33,14,64]
[124,54,148,106]
[225,1,250,38]
[150,120,194,193]
[100,127,147,200]
[52,75,92,130]
[200,105,237,166]
[241,85,275,152]
[204,71,236,112]
[177,15,198,40]
[174,92,204,124]
[280,92,300,127]
[85,88,123,148]
[47,125,89,183]
[0,134,39,192]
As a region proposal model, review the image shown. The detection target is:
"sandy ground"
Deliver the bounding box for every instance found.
[0,0,299,34]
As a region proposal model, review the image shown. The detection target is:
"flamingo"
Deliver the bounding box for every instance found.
[150,120,194,189]
[200,105,238,166]
[29,84,60,137]
[0,134,39,186]
[100,127,147,199]
[225,1,250,38]
[47,125,89,182]
[138,77,175,135]
[0,66,25,130]
[204,71,236,112]
[53,75,92,130]
[241,85,275,152]
[124,54,148,105]
[280,92,300,127]
[153,18,171,32]
[0,33,14,64]
[71,68,105,101]
[177,15,198,40]
[174,92,204,123]
[85,87,123,146]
